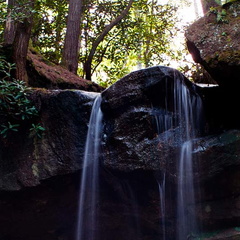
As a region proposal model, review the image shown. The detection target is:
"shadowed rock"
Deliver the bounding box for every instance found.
[0,89,99,190]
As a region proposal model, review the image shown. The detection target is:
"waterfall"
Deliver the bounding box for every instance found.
[153,69,203,239]
[174,75,203,240]
[154,108,169,240]
[76,95,103,240]
[157,173,166,240]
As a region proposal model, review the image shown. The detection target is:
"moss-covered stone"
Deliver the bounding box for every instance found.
[26,49,104,92]
[185,1,240,88]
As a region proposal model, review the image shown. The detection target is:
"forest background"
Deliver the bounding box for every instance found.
[0,0,226,87]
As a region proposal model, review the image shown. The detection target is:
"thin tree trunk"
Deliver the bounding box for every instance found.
[12,0,34,83]
[84,0,134,80]
[4,0,16,45]
[62,0,83,74]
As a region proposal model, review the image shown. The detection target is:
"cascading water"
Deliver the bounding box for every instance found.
[75,66,203,240]
[174,77,203,240]
[153,69,203,239]
[76,95,103,240]
[153,108,170,240]
[157,173,166,240]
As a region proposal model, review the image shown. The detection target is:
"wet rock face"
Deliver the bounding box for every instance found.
[185,1,240,87]
[101,66,201,172]
[0,173,80,240]
[1,65,240,239]
[194,130,240,182]
[193,130,240,234]
[0,90,99,190]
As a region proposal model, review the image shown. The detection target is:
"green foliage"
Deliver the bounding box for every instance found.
[29,0,187,86]
[0,79,38,120]
[210,7,229,23]
[217,9,228,23]
[0,0,36,24]
[7,0,36,23]
[0,55,15,79]
[30,123,45,138]
[0,59,44,139]
[0,1,7,40]
[31,0,68,62]
[1,0,198,86]
[0,122,20,138]
[85,0,181,85]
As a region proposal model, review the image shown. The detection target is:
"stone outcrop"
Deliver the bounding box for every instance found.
[185,1,240,88]
[101,66,202,173]
[194,130,240,234]
[0,89,99,190]
[1,67,240,239]
[27,49,104,91]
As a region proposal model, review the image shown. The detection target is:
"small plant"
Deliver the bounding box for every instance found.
[0,79,38,121]
[30,123,45,138]
[0,122,20,138]
[0,59,44,139]
[0,56,15,79]
[210,7,229,23]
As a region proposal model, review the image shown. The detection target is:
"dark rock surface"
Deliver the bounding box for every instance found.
[0,173,80,240]
[0,66,240,239]
[185,1,240,88]
[0,89,99,190]
[193,130,240,235]
[101,66,202,173]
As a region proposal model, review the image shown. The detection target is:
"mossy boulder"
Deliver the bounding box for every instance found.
[27,49,104,91]
[185,1,240,88]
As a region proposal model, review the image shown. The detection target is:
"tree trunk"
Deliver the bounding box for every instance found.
[200,0,220,14]
[4,0,16,45]
[84,0,134,81]
[12,0,35,83]
[62,0,83,74]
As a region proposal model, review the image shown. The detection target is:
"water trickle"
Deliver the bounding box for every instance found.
[153,69,204,240]
[174,75,203,240]
[76,95,103,240]
[154,107,168,240]
[157,173,166,240]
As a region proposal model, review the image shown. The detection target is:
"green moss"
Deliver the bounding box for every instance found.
[196,230,221,239]
[206,48,240,67]
[29,46,41,55]
[56,77,65,83]
[218,49,240,63]
[41,58,55,66]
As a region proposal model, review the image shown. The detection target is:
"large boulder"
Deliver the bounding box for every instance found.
[101,66,203,173]
[193,130,240,233]
[0,89,99,190]
[1,67,240,239]
[185,1,240,88]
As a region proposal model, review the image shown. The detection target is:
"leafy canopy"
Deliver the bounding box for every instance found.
[1,0,196,86]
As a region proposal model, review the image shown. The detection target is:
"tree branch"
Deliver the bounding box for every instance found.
[84,0,134,80]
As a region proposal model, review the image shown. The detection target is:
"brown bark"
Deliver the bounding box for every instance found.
[3,0,16,45]
[62,0,83,74]
[84,0,134,80]
[12,0,35,83]
[200,0,220,14]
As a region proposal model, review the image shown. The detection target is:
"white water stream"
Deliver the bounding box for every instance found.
[76,96,103,240]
